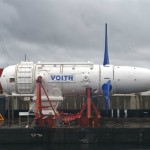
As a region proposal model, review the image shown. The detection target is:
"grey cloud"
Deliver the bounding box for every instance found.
[0,0,150,68]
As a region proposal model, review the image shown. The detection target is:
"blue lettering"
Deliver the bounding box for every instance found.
[51,75,56,80]
[56,75,61,80]
[50,75,74,82]
[64,75,68,80]
[68,75,73,81]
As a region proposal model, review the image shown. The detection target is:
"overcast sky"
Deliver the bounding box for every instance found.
[0,0,150,68]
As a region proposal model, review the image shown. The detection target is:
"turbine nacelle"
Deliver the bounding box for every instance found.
[0,24,150,115]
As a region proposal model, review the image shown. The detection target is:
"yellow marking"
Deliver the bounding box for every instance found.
[0,114,4,121]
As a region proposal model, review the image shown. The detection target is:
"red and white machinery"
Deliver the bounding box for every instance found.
[1,24,150,127]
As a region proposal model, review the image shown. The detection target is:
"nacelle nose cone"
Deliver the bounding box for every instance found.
[114,66,150,94]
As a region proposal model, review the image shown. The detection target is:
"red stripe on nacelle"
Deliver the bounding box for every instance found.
[0,68,3,93]
[0,68,3,76]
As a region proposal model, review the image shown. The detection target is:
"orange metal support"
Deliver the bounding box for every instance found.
[35,76,57,127]
[79,101,87,116]
[41,83,57,116]
[78,87,101,127]
[34,77,100,127]
[35,76,42,123]
[87,88,91,119]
